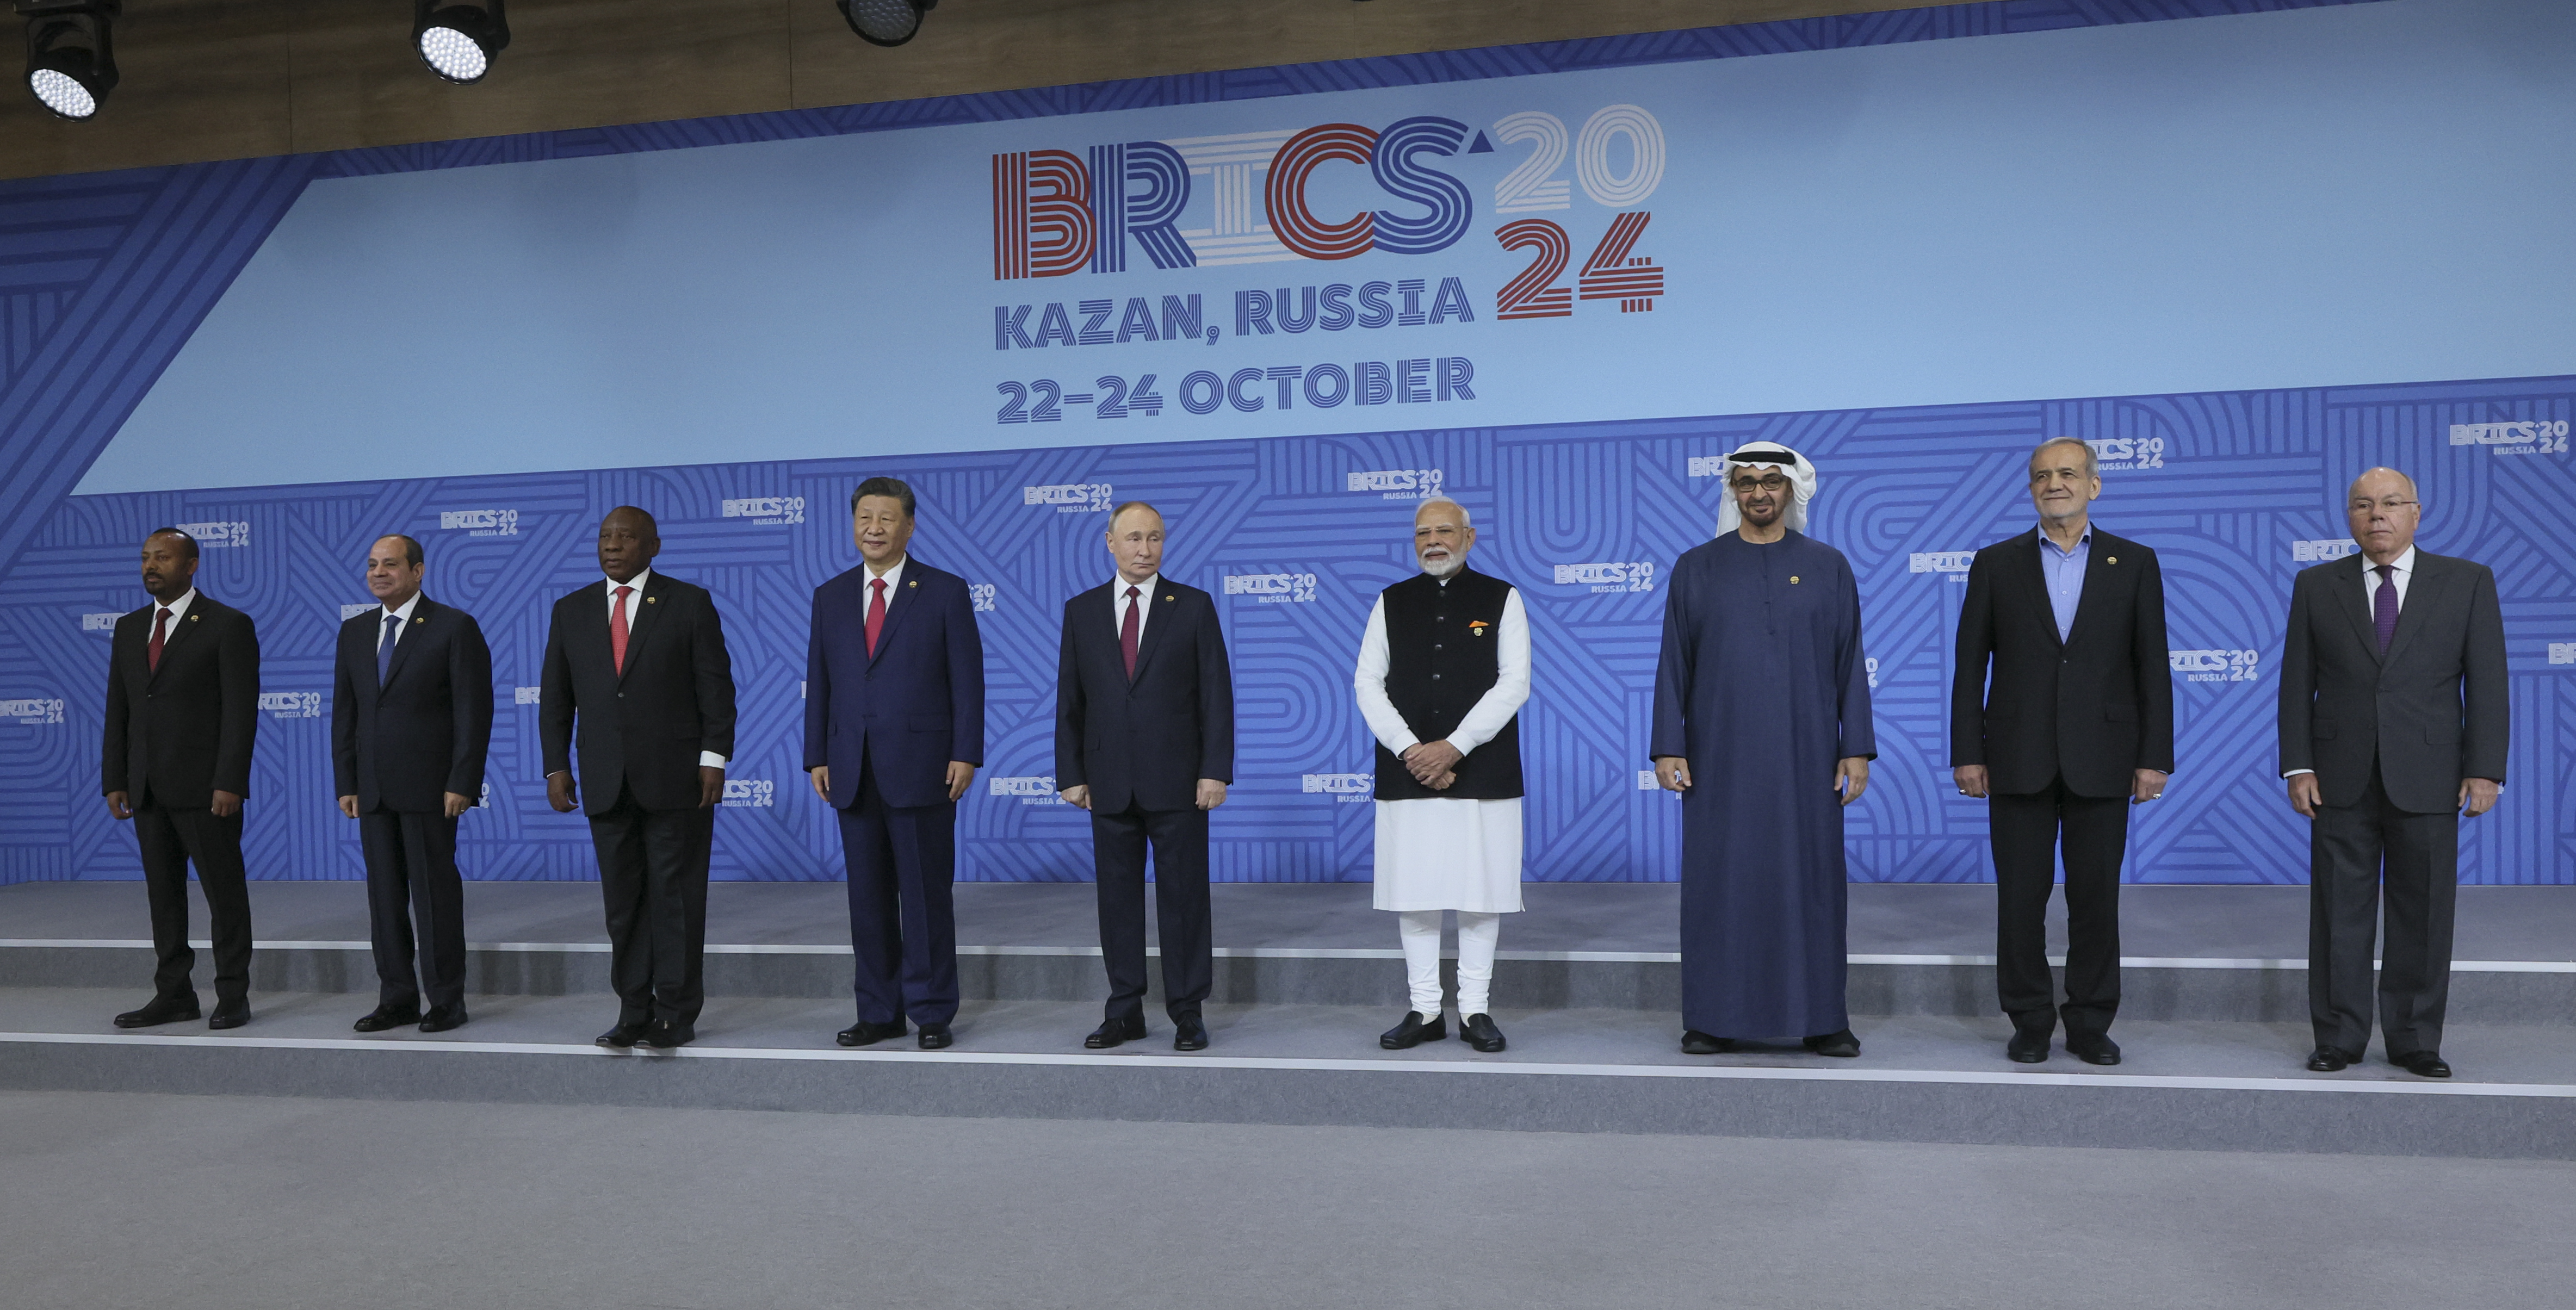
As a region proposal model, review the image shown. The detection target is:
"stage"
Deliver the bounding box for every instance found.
[6,880,2572,1160]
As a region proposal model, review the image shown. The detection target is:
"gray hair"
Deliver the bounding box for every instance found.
[1414,495,1471,528]
[2029,437,2098,481]
[2348,467,2419,501]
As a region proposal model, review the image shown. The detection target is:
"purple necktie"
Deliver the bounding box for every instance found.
[2371,564,2398,653]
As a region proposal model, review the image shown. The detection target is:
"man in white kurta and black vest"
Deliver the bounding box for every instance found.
[1355,496,1532,1054]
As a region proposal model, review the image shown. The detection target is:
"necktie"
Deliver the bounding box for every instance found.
[2372,563,2399,653]
[147,607,170,672]
[865,578,888,657]
[1120,586,1142,678]
[378,612,401,686]
[610,585,634,673]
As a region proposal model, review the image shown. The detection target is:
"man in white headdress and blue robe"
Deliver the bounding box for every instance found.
[1650,442,1875,1057]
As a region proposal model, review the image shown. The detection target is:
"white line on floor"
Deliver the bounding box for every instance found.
[7,1029,2572,1098]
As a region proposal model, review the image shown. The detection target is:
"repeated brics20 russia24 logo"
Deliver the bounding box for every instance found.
[988,776,1064,805]
[439,508,520,537]
[1225,572,1319,604]
[2452,421,2570,457]
[1024,482,1114,513]
[1303,773,1373,803]
[259,692,322,719]
[1554,561,1655,593]
[2,698,64,725]
[720,497,804,526]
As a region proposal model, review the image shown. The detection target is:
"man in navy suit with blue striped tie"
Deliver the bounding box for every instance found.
[807,477,984,1050]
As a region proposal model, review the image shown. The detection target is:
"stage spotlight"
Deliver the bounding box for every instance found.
[837,0,937,48]
[17,1,119,122]
[413,0,509,84]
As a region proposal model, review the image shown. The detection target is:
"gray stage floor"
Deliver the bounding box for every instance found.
[7,1089,2573,1310]
[8,879,2576,960]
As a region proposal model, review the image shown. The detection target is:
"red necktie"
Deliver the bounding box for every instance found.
[148,607,170,672]
[610,586,633,673]
[866,578,888,656]
[1120,585,1141,678]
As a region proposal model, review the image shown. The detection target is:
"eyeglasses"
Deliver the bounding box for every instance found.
[1732,476,1789,493]
[2346,498,2418,515]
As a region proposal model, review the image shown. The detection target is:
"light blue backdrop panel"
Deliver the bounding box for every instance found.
[5,371,2570,886]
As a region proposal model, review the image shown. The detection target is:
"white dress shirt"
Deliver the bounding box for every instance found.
[602,566,726,769]
[862,556,906,605]
[377,591,421,649]
[1353,581,1532,758]
[1110,572,1159,646]
[2284,546,2418,780]
[151,587,199,624]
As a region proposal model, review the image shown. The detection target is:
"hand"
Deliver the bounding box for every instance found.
[809,766,831,803]
[1836,758,1870,806]
[1196,779,1227,810]
[2461,778,2500,818]
[338,795,360,819]
[1427,769,1457,791]
[1654,756,1691,792]
[946,761,975,803]
[443,791,473,819]
[2131,769,2168,806]
[547,771,578,814]
[1401,740,1464,785]
[1060,783,1091,811]
[698,766,726,809]
[210,790,243,819]
[105,791,133,821]
[1953,765,1988,799]
[2286,773,2320,819]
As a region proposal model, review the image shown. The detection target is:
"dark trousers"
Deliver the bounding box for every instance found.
[134,804,252,1007]
[839,763,959,1028]
[2309,759,2458,1059]
[1990,775,2130,1036]
[588,791,712,1027]
[1092,801,1212,1024]
[360,809,466,1012]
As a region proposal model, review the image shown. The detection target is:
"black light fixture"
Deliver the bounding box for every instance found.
[413,0,510,84]
[837,0,937,48]
[17,0,117,122]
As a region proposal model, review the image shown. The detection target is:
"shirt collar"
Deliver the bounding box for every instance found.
[1114,573,1158,597]
[864,557,905,591]
[380,592,423,624]
[2382,546,2417,575]
[605,567,653,595]
[156,588,198,620]
[2038,523,2092,557]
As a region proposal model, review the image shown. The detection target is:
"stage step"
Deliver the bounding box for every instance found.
[3,988,2571,1159]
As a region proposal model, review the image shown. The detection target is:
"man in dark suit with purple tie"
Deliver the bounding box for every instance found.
[806,477,984,1050]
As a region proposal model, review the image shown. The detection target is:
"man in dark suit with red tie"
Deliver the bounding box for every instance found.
[2281,468,2507,1078]
[103,527,262,1030]
[1054,502,1234,1052]
[806,476,983,1050]
[541,506,737,1051]
[332,533,493,1034]
[1951,438,2174,1066]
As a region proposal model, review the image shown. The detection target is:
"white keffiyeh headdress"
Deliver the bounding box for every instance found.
[1712,442,1819,536]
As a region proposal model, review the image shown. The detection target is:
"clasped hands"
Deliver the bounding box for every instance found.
[1400,739,1465,791]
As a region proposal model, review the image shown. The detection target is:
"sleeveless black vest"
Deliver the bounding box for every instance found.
[1373,567,1523,801]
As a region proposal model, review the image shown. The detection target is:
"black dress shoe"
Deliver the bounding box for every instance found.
[1172,1015,1209,1051]
[835,1018,907,1047]
[2066,1032,2121,1066]
[353,1005,421,1033]
[2391,1050,2451,1078]
[2005,1029,2051,1063]
[114,997,201,1029]
[917,1024,953,1050]
[1379,1011,1446,1050]
[596,1022,647,1048]
[207,1003,252,1031]
[1085,1015,1148,1050]
[636,1020,693,1049]
[1680,1030,1736,1055]
[1803,1029,1861,1058]
[2306,1047,2352,1072]
[418,1005,468,1034]
[1459,1013,1507,1053]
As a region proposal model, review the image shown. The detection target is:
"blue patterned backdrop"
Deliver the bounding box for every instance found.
[4,374,2571,886]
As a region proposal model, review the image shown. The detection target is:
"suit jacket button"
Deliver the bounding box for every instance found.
[1431,673,1441,680]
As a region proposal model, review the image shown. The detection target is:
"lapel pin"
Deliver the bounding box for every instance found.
[1164,594,1175,603]
[1790,575,1801,584]
[909,580,918,588]
[189,613,200,621]
[2107,556,2118,565]
[646,595,658,604]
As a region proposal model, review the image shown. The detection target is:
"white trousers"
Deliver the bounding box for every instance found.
[1397,909,1501,1016]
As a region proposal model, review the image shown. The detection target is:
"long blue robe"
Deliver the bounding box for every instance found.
[1650,530,1875,1039]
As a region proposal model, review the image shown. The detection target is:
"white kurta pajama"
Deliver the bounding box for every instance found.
[1354,586,1531,1015]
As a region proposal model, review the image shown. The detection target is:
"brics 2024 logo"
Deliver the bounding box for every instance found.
[719,779,775,808]
[720,497,804,526]
[258,692,321,719]
[1225,573,1319,604]
[173,521,250,549]
[1910,551,1974,581]
[1024,482,1113,513]
[1555,561,1655,593]
[2083,437,2166,471]
[2171,649,2259,684]
[439,508,519,536]
[988,776,1064,805]
[1303,773,1373,803]
[2292,539,2359,563]
[2,698,64,725]
[1348,468,1441,499]
[2452,421,2571,457]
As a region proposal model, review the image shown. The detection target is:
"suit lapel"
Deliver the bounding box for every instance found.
[381,597,432,695]
[148,597,208,682]
[2329,555,2383,665]
[2060,532,2120,649]
[617,575,662,681]
[868,563,921,665]
[2007,531,2059,649]
[1128,581,1176,684]
[2380,553,2433,668]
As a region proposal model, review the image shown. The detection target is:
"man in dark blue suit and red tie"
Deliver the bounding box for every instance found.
[807,477,984,1050]
[1054,501,1234,1052]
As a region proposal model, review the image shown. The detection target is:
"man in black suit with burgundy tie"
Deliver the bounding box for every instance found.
[541,506,737,1051]
[103,527,262,1030]
[1952,438,2174,1067]
[2281,468,2507,1078]
[332,533,492,1034]
[1055,501,1234,1052]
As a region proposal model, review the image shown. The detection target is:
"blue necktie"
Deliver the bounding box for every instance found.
[378,612,401,685]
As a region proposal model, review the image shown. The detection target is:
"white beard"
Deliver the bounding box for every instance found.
[1420,555,1464,579]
